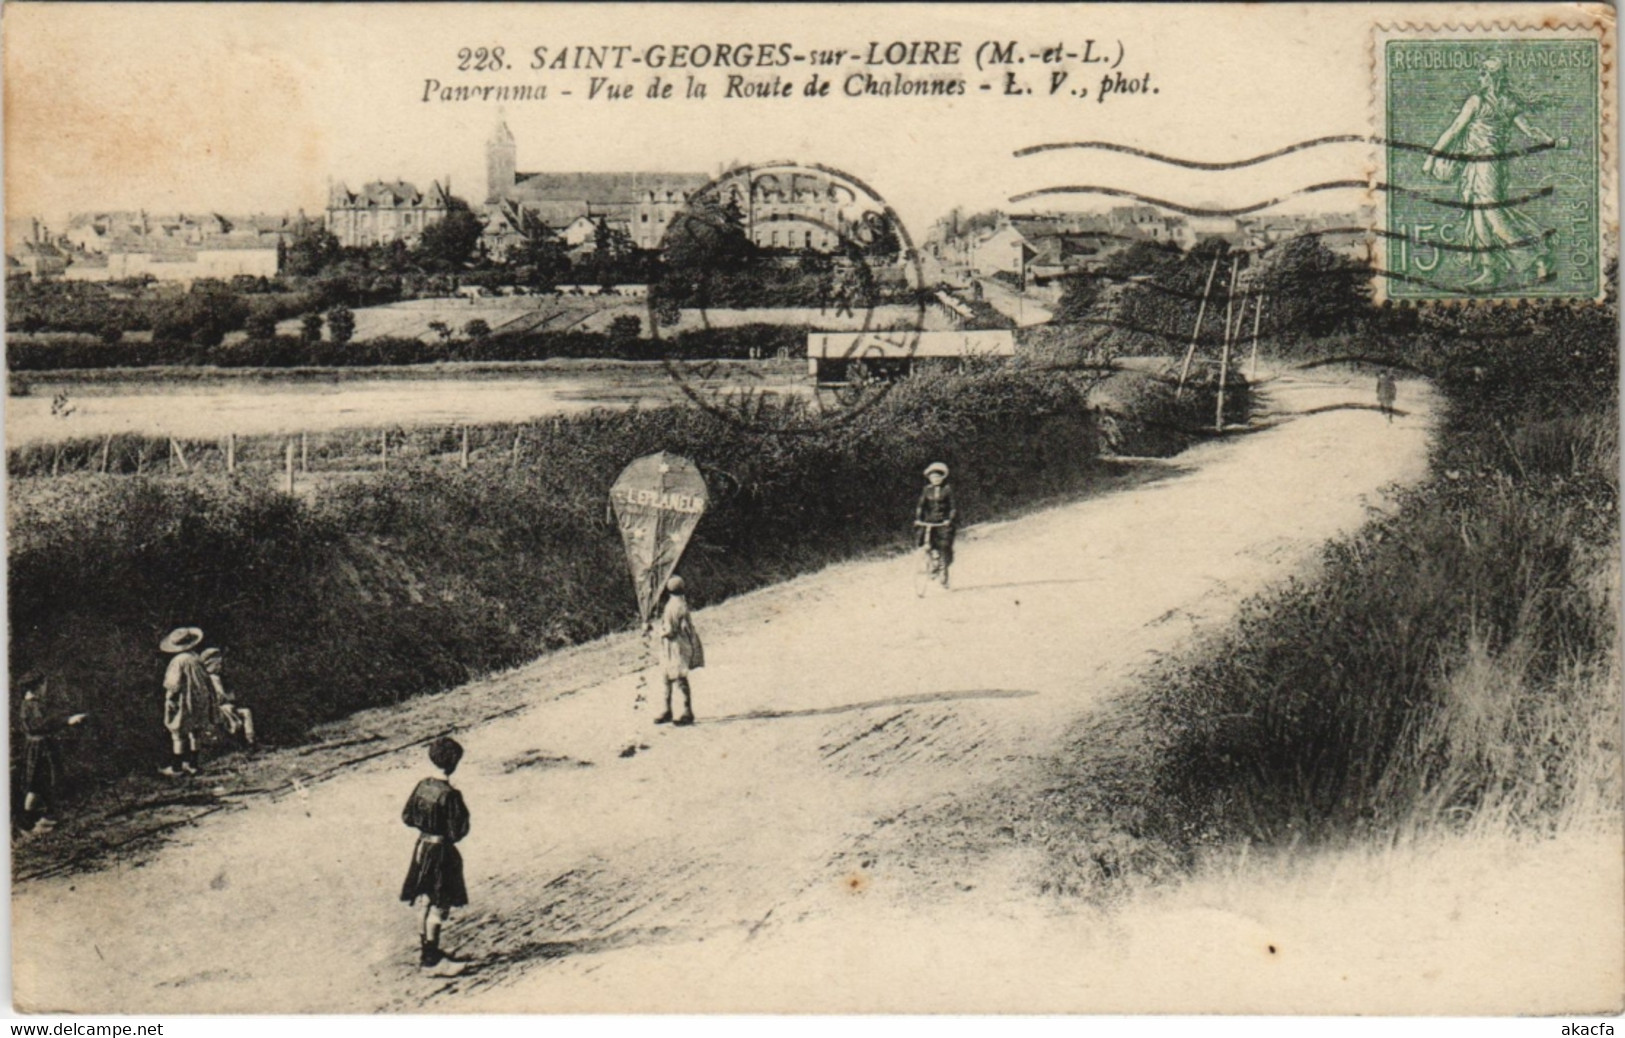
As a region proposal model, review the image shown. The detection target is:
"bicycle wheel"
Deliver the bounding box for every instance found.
[914,547,933,597]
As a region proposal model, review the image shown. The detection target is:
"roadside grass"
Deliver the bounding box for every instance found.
[8,364,1239,791]
[1024,301,1620,900]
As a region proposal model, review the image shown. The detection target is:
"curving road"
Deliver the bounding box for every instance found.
[14,371,1443,1013]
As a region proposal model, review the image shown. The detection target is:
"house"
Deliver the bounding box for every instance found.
[971,223,1036,282]
[7,240,69,277]
[326,179,453,247]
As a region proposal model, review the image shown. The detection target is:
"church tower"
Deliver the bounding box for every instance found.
[486,119,517,203]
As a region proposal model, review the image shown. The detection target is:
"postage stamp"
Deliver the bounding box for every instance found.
[1374,23,1612,301]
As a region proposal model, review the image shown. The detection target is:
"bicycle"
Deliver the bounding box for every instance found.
[913,519,952,596]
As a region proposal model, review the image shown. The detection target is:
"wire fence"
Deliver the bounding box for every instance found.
[8,421,567,488]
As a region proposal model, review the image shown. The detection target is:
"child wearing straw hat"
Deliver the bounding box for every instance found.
[159,627,217,777]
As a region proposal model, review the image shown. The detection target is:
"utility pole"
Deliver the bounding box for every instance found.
[1248,293,1266,382]
[1176,256,1221,399]
[1215,256,1240,432]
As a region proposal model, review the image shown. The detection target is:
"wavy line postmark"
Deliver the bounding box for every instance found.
[1373,19,1613,302]
[649,161,927,433]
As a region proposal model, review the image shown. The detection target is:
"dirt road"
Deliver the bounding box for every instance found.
[13,372,1443,1013]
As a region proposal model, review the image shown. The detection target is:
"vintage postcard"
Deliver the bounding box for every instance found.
[4,1,1621,1017]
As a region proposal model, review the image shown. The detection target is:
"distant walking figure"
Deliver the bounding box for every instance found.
[159,627,217,777]
[401,736,472,976]
[653,576,703,726]
[1377,369,1398,422]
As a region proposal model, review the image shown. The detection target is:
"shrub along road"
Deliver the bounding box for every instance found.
[15,370,1448,1012]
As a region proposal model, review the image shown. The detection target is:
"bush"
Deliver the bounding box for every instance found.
[300,313,323,344]
[327,305,355,345]
[608,314,642,345]
[243,313,278,341]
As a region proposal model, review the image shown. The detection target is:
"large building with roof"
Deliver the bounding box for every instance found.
[325,179,453,248]
[483,120,708,253]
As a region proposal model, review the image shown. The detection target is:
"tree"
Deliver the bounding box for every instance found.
[300,312,324,344]
[414,197,484,271]
[463,318,491,340]
[593,220,635,289]
[326,304,356,345]
[1252,236,1370,342]
[506,211,570,290]
[857,211,903,262]
[663,189,753,274]
[98,323,124,345]
[150,286,247,347]
[283,225,343,277]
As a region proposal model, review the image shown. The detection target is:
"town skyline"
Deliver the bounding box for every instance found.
[7,4,1388,249]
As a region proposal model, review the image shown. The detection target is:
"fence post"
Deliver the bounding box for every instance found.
[511,431,522,468]
[460,425,470,470]
[301,432,309,473]
[170,438,190,473]
[100,436,111,474]
[380,429,389,471]
[226,433,236,473]
[285,441,296,494]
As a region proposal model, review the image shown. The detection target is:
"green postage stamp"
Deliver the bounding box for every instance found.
[1375,23,1612,301]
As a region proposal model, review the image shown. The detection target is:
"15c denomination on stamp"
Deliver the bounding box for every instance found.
[1374,21,1612,302]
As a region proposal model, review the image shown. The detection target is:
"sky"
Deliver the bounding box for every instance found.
[3,2,1606,238]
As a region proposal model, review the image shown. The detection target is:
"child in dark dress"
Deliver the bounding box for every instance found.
[401,737,472,975]
[16,672,87,835]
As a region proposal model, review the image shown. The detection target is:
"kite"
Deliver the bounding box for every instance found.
[608,452,709,625]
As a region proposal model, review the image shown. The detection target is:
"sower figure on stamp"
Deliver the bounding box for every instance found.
[201,647,256,748]
[401,736,472,976]
[651,575,704,727]
[1422,55,1569,289]
[16,671,88,836]
[159,627,217,777]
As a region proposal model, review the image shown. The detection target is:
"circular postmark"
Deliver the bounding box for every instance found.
[647,161,928,433]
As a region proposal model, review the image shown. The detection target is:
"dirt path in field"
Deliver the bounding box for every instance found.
[12,370,1440,1013]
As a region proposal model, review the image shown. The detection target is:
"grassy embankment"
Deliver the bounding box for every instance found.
[8,361,1240,791]
[1019,293,1620,898]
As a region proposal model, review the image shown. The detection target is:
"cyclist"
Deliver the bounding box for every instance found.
[914,462,957,589]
